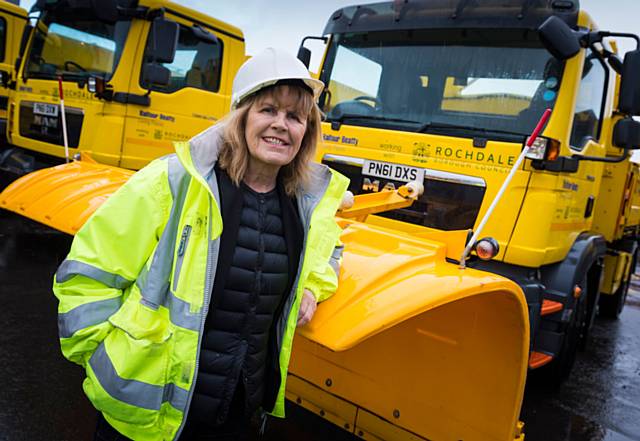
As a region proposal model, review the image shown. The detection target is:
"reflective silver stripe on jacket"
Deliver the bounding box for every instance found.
[89,342,189,411]
[329,244,344,276]
[136,156,191,309]
[59,297,122,338]
[134,155,201,332]
[56,260,133,289]
[56,260,131,338]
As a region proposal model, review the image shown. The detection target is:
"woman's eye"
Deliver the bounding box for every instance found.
[261,106,275,114]
[287,112,301,122]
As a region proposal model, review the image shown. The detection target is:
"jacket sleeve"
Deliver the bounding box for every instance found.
[52,159,171,366]
[304,237,344,303]
[304,168,350,303]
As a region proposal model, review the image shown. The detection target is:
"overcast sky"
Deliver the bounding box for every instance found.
[19,0,639,69]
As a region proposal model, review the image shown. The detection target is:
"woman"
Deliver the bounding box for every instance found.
[53,48,349,441]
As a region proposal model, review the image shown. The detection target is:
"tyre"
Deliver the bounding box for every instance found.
[599,249,636,319]
[599,278,630,318]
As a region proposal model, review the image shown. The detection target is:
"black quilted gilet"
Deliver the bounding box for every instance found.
[189,183,290,427]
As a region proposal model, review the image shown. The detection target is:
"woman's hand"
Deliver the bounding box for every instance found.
[297,289,317,327]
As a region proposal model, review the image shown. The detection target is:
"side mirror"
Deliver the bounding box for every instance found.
[619,50,640,116]
[613,118,640,149]
[18,23,32,57]
[297,36,328,69]
[297,47,311,68]
[142,63,171,88]
[538,16,581,60]
[147,18,179,64]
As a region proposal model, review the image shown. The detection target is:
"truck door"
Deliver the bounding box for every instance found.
[120,12,235,170]
[561,48,609,234]
[0,2,27,128]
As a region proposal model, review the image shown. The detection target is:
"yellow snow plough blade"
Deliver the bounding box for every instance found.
[1,162,529,440]
[0,157,133,235]
[289,219,529,441]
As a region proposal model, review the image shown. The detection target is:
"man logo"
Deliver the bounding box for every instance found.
[362,178,396,192]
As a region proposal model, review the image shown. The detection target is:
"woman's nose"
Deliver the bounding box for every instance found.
[270,111,287,130]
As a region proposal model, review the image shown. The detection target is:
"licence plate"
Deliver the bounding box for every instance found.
[33,102,59,117]
[362,160,425,182]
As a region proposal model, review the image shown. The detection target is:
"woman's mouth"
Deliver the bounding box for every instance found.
[263,136,288,146]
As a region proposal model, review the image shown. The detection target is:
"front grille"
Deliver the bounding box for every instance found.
[323,155,486,231]
[19,101,83,148]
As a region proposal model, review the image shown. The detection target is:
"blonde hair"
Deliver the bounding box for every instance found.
[218,84,322,196]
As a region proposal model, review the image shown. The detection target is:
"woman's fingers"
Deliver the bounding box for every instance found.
[297,289,317,327]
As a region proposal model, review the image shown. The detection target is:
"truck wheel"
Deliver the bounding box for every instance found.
[599,250,636,319]
[599,279,630,319]
[542,280,588,384]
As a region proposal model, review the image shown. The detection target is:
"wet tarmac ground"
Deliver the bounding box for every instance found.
[1,210,639,441]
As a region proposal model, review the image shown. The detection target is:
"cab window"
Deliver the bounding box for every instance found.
[570,49,608,149]
[141,23,223,94]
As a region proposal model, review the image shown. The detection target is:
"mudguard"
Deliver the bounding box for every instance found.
[540,233,606,295]
[1,162,530,440]
[540,233,606,331]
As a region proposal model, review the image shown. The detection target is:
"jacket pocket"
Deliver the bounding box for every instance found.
[83,295,173,427]
[85,328,172,427]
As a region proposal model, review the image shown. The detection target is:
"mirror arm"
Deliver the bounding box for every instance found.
[573,148,629,164]
[581,30,640,50]
[301,35,328,46]
[144,8,165,21]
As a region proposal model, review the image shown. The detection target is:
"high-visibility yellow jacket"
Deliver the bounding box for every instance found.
[53,124,349,441]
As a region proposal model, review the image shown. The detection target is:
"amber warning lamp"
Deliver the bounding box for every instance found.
[460,108,552,268]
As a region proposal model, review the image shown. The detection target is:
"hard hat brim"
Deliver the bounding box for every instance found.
[231,77,324,109]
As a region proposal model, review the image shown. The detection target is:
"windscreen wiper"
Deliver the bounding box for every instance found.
[27,70,87,82]
[417,121,526,140]
[326,114,421,130]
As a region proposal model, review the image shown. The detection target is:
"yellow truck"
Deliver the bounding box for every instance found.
[0,0,245,177]
[0,0,27,146]
[299,0,640,387]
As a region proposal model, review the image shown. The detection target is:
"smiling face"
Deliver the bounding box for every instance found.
[244,85,309,175]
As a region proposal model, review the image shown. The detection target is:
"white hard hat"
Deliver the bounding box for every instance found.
[231,47,325,109]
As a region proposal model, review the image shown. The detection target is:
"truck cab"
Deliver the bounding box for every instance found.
[1,0,244,174]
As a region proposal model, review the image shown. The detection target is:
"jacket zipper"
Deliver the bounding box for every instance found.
[172,225,192,292]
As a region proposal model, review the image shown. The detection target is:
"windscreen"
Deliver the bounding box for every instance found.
[25,11,130,81]
[320,29,564,141]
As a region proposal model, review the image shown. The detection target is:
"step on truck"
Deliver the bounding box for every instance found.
[287,0,640,433]
[0,1,533,440]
